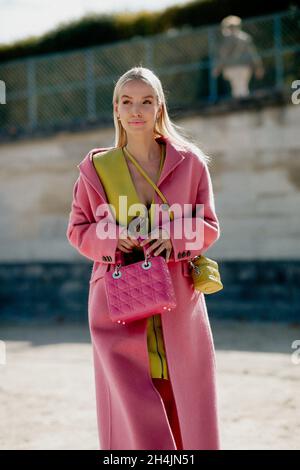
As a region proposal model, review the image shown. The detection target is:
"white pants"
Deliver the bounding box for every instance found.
[223,65,252,97]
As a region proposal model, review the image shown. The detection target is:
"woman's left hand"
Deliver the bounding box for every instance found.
[139,228,173,262]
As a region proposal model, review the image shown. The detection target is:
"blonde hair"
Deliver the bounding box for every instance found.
[112,66,211,165]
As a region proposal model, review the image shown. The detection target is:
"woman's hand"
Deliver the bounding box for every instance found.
[117,235,139,253]
[255,65,264,79]
[140,228,173,262]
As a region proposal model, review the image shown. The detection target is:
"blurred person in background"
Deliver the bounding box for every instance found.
[213,15,265,98]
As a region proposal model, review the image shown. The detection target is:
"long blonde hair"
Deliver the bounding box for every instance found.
[112,66,211,165]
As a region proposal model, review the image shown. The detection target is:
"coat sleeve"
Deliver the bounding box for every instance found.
[161,161,220,262]
[246,36,263,68]
[66,173,124,264]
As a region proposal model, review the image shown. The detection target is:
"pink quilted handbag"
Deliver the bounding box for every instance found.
[104,242,177,325]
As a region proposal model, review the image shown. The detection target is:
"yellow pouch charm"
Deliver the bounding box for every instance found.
[188,255,223,294]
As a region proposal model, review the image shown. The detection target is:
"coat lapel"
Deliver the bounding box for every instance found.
[77,135,186,202]
[155,135,186,187]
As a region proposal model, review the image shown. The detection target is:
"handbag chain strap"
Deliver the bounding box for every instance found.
[122,145,201,268]
[122,145,174,222]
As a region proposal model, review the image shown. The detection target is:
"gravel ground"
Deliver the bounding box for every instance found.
[0,319,299,450]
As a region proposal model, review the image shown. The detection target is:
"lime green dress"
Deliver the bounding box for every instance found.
[92,143,169,380]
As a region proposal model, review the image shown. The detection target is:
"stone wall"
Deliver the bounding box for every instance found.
[0,102,299,262]
[1,101,299,322]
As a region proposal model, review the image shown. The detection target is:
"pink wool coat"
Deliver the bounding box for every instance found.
[66,135,221,450]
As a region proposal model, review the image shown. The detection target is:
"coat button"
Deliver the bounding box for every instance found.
[178,252,182,259]
[187,250,191,257]
[102,256,106,261]
[182,251,186,258]
[108,256,112,261]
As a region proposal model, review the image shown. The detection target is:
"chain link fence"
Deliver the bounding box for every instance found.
[0,9,299,139]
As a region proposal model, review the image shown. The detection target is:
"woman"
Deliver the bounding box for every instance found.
[66,66,221,450]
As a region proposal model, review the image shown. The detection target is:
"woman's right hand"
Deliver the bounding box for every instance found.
[117,235,139,253]
[255,66,264,79]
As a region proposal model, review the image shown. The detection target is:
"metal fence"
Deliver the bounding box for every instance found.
[0,9,299,138]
